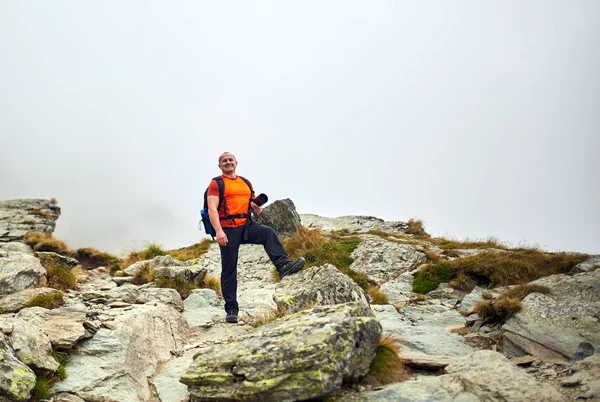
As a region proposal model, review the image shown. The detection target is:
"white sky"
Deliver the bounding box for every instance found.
[1,1,599,255]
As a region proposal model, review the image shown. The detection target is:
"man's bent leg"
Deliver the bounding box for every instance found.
[219,226,244,314]
[244,223,290,270]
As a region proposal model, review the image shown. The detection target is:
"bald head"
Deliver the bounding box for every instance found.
[218,152,236,163]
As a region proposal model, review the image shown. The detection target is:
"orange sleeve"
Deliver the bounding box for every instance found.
[207,179,219,197]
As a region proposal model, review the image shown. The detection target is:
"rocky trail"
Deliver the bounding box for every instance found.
[1,199,599,401]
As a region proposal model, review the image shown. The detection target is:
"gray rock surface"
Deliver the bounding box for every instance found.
[0,242,33,254]
[0,287,63,313]
[349,240,426,284]
[380,272,416,305]
[0,332,37,402]
[9,316,59,371]
[300,214,410,234]
[373,303,473,356]
[0,252,47,296]
[35,251,79,271]
[181,301,381,402]
[573,254,600,273]
[360,350,566,402]
[272,264,369,313]
[14,306,88,349]
[136,287,184,311]
[0,199,61,243]
[502,270,600,361]
[254,198,302,238]
[52,304,189,402]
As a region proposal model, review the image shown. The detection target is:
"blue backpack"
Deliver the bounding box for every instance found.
[199,176,254,239]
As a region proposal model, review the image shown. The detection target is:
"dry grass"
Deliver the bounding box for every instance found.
[50,198,58,205]
[28,209,54,220]
[24,232,68,253]
[25,292,65,309]
[366,335,407,386]
[167,239,213,261]
[429,236,508,251]
[282,227,328,259]
[407,218,426,236]
[132,262,154,285]
[367,286,389,305]
[450,326,471,335]
[250,306,286,327]
[448,271,472,291]
[203,273,222,297]
[481,291,493,300]
[474,284,550,322]
[46,265,77,290]
[414,250,585,294]
[155,277,198,299]
[71,247,119,269]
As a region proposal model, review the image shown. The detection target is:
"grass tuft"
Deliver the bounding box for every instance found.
[367,286,389,305]
[366,335,407,386]
[46,265,77,290]
[132,262,155,285]
[144,243,167,260]
[203,273,222,297]
[25,292,64,309]
[407,218,426,236]
[474,284,550,322]
[251,306,286,327]
[413,263,453,294]
[155,277,197,299]
[167,239,213,261]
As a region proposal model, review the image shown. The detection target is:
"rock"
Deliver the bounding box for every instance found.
[136,287,184,312]
[427,283,459,300]
[50,394,87,402]
[9,317,59,371]
[272,264,369,313]
[112,276,133,285]
[52,304,189,402]
[563,354,600,400]
[35,251,79,271]
[0,199,61,243]
[0,332,37,402]
[182,289,224,327]
[254,198,302,238]
[150,349,196,402]
[402,352,461,370]
[573,255,600,273]
[0,287,63,313]
[300,214,410,234]
[199,243,275,284]
[360,350,566,401]
[0,252,47,296]
[571,341,595,362]
[458,286,487,315]
[379,272,416,305]
[502,270,600,361]
[180,301,381,402]
[0,242,33,254]
[14,306,88,349]
[349,240,426,285]
[373,303,473,356]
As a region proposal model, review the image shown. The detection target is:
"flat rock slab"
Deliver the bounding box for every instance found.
[180,301,381,402]
[360,350,566,402]
[502,270,600,360]
[373,304,473,357]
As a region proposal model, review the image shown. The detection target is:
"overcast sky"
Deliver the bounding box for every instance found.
[1,1,599,255]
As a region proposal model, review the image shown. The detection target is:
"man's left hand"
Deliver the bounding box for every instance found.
[251,202,262,215]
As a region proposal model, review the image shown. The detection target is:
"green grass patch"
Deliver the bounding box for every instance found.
[144,243,167,259]
[413,263,453,294]
[413,250,586,294]
[25,292,64,309]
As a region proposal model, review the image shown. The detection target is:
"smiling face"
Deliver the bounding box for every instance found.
[218,152,238,175]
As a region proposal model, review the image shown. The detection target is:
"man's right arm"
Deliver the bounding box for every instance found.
[207,195,227,246]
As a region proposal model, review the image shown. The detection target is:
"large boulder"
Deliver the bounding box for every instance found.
[254,198,301,238]
[35,251,79,271]
[272,264,369,313]
[180,301,381,402]
[360,350,566,402]
[0,333,37,402]
[14,306,89,350]
[52,304,189,402]
[502,270,600,361]
[0,199,61,243]
[8,317,60,372]
[350,240,426,284]
[0,252,47,297]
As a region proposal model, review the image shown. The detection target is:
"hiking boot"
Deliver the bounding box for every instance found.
[279,257,306,279]
[225,310,238,324]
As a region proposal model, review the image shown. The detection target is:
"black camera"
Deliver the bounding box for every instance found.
[253,193,268,207]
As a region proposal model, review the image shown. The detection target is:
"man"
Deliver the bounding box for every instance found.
[207,152,305,323]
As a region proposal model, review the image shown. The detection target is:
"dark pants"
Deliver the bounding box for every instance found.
[219,223,290,313]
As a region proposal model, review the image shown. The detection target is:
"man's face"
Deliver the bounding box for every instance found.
[218,153,237,174]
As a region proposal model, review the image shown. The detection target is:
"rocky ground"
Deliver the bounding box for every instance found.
[1,199,599,401]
